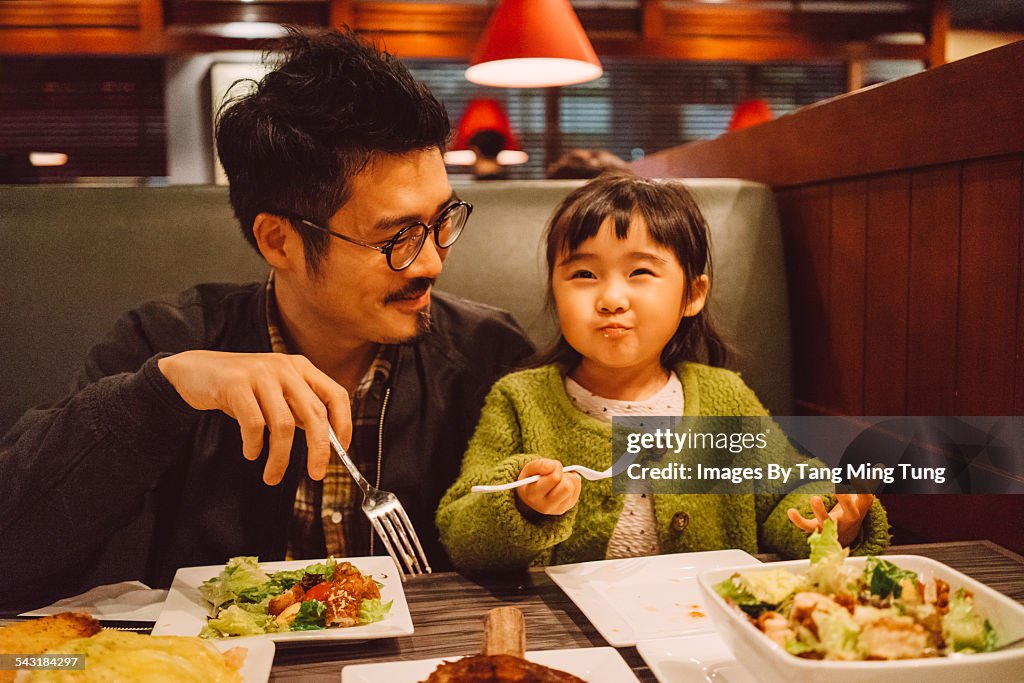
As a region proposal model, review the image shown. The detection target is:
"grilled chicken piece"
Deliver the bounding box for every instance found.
[268,582,306,616]
[325,562,381,627]
[860,616,935,660]
[423,653,585,682]
[421,606,585,683]
[274,602,303,626]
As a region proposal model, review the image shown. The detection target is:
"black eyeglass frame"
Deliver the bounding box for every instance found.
[279,200,473,272]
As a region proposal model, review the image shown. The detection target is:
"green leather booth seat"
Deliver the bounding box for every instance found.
[0,179,792,434]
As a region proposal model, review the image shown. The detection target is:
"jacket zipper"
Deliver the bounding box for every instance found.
[369,387,391,555]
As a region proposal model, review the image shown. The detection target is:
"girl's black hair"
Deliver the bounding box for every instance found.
[534,172,729,371]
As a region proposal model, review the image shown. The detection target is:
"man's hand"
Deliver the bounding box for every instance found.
[158,351,352,485]
[515,458,582,516]
[787,493,875,547]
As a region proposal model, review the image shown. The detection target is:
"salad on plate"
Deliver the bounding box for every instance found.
[713,520,998,660]
[198,556,391,638]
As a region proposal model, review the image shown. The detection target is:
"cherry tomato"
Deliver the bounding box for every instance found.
[304,581,331,603]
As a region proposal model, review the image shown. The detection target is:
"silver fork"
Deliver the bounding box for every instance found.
[328,427,431,576]
[471,465,613,493]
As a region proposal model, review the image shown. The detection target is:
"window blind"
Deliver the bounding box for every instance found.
[409,59,847,179]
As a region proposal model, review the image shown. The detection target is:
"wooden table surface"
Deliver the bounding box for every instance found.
[268,541,1024,682]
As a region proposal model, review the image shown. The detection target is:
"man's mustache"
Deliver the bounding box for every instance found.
[383,278,435,304]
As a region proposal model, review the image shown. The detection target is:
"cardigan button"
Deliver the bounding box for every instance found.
[671,511,690,532]
[601,497,616,512]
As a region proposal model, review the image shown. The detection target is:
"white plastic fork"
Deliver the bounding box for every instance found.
[471,464,614,493]
[328,427,431,576]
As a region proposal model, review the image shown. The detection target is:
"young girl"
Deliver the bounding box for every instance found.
[437,174,889,572]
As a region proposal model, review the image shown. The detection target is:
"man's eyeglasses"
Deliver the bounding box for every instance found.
[282,201,473,272]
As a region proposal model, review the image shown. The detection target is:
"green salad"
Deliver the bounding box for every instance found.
[198,556,392,638]
[714,520,998,660]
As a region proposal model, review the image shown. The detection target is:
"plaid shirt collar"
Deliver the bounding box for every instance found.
[265,272,394,559]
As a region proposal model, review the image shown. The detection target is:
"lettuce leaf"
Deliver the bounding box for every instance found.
[713,575,776,618]
[199,556,271,609]
[290,600,327,631]
[785,638,816,656]
[300,558,338,581]
[944,588,990,652]
[816,611,860,660]
[736,569,808,605]
[864,557,917,599]
[808,518,842,565]
[200,604,283,638]
[806,519,859,595]
[358,598,393,625]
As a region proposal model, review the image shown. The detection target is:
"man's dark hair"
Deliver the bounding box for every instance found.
[216,28,451,274]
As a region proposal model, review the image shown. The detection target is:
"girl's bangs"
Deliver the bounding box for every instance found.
[551,193,640,260]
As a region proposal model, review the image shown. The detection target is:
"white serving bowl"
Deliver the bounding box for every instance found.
[697,555,1024,683]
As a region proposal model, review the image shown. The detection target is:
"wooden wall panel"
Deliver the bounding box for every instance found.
[956,158,1022,415]
[907,164,961,415]
[778,185,831,414]
[633,41,1024,188]
[864,174,911,414]
[827,180,866,414]
[1019,165,1024,414]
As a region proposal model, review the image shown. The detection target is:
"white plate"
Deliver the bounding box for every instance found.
[637,633,756,683]
[215,637,276,682]
[340,647,639,682]
[545,549,761,646]
[153,556,414,643]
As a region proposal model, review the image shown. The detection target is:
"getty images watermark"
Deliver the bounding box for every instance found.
[607,416,1024,495]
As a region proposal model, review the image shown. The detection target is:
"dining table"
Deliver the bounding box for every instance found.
[264,540,1024,682]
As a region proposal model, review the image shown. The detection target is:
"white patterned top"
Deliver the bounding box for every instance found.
[563,373,684,559]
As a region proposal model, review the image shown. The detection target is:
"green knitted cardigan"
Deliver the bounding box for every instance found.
[437,362,890,573]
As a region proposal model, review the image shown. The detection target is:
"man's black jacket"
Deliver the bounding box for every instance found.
[0,283,532,607]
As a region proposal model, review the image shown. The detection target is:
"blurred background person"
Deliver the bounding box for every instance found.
[468,129,508,180]
[545,148,631,180]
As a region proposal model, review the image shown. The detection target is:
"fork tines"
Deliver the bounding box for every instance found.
[372,503,431,576]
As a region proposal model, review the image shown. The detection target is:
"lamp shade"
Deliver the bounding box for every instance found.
[466,0,603,88]
[727,99,774,132]
[444,98,528,166]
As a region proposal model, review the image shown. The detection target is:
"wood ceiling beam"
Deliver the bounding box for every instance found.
[0,0,942,61]
[0,1,140,29]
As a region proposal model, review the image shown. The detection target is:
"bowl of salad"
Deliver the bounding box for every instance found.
[697,521,1024,683]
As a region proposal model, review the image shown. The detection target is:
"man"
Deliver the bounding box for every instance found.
[0,29,532,608]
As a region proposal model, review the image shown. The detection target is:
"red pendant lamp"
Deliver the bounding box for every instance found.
[727,99,774,132]
[466,0,603,88]
[444,98,528,165]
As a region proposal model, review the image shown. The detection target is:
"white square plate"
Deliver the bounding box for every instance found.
[545,549,760,646]
[153,556,414,643]
[637,633,755,683]
[340,647,639,682]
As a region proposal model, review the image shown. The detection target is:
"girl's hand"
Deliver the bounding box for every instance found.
[787,494,875,547]
[515,458,582,516]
